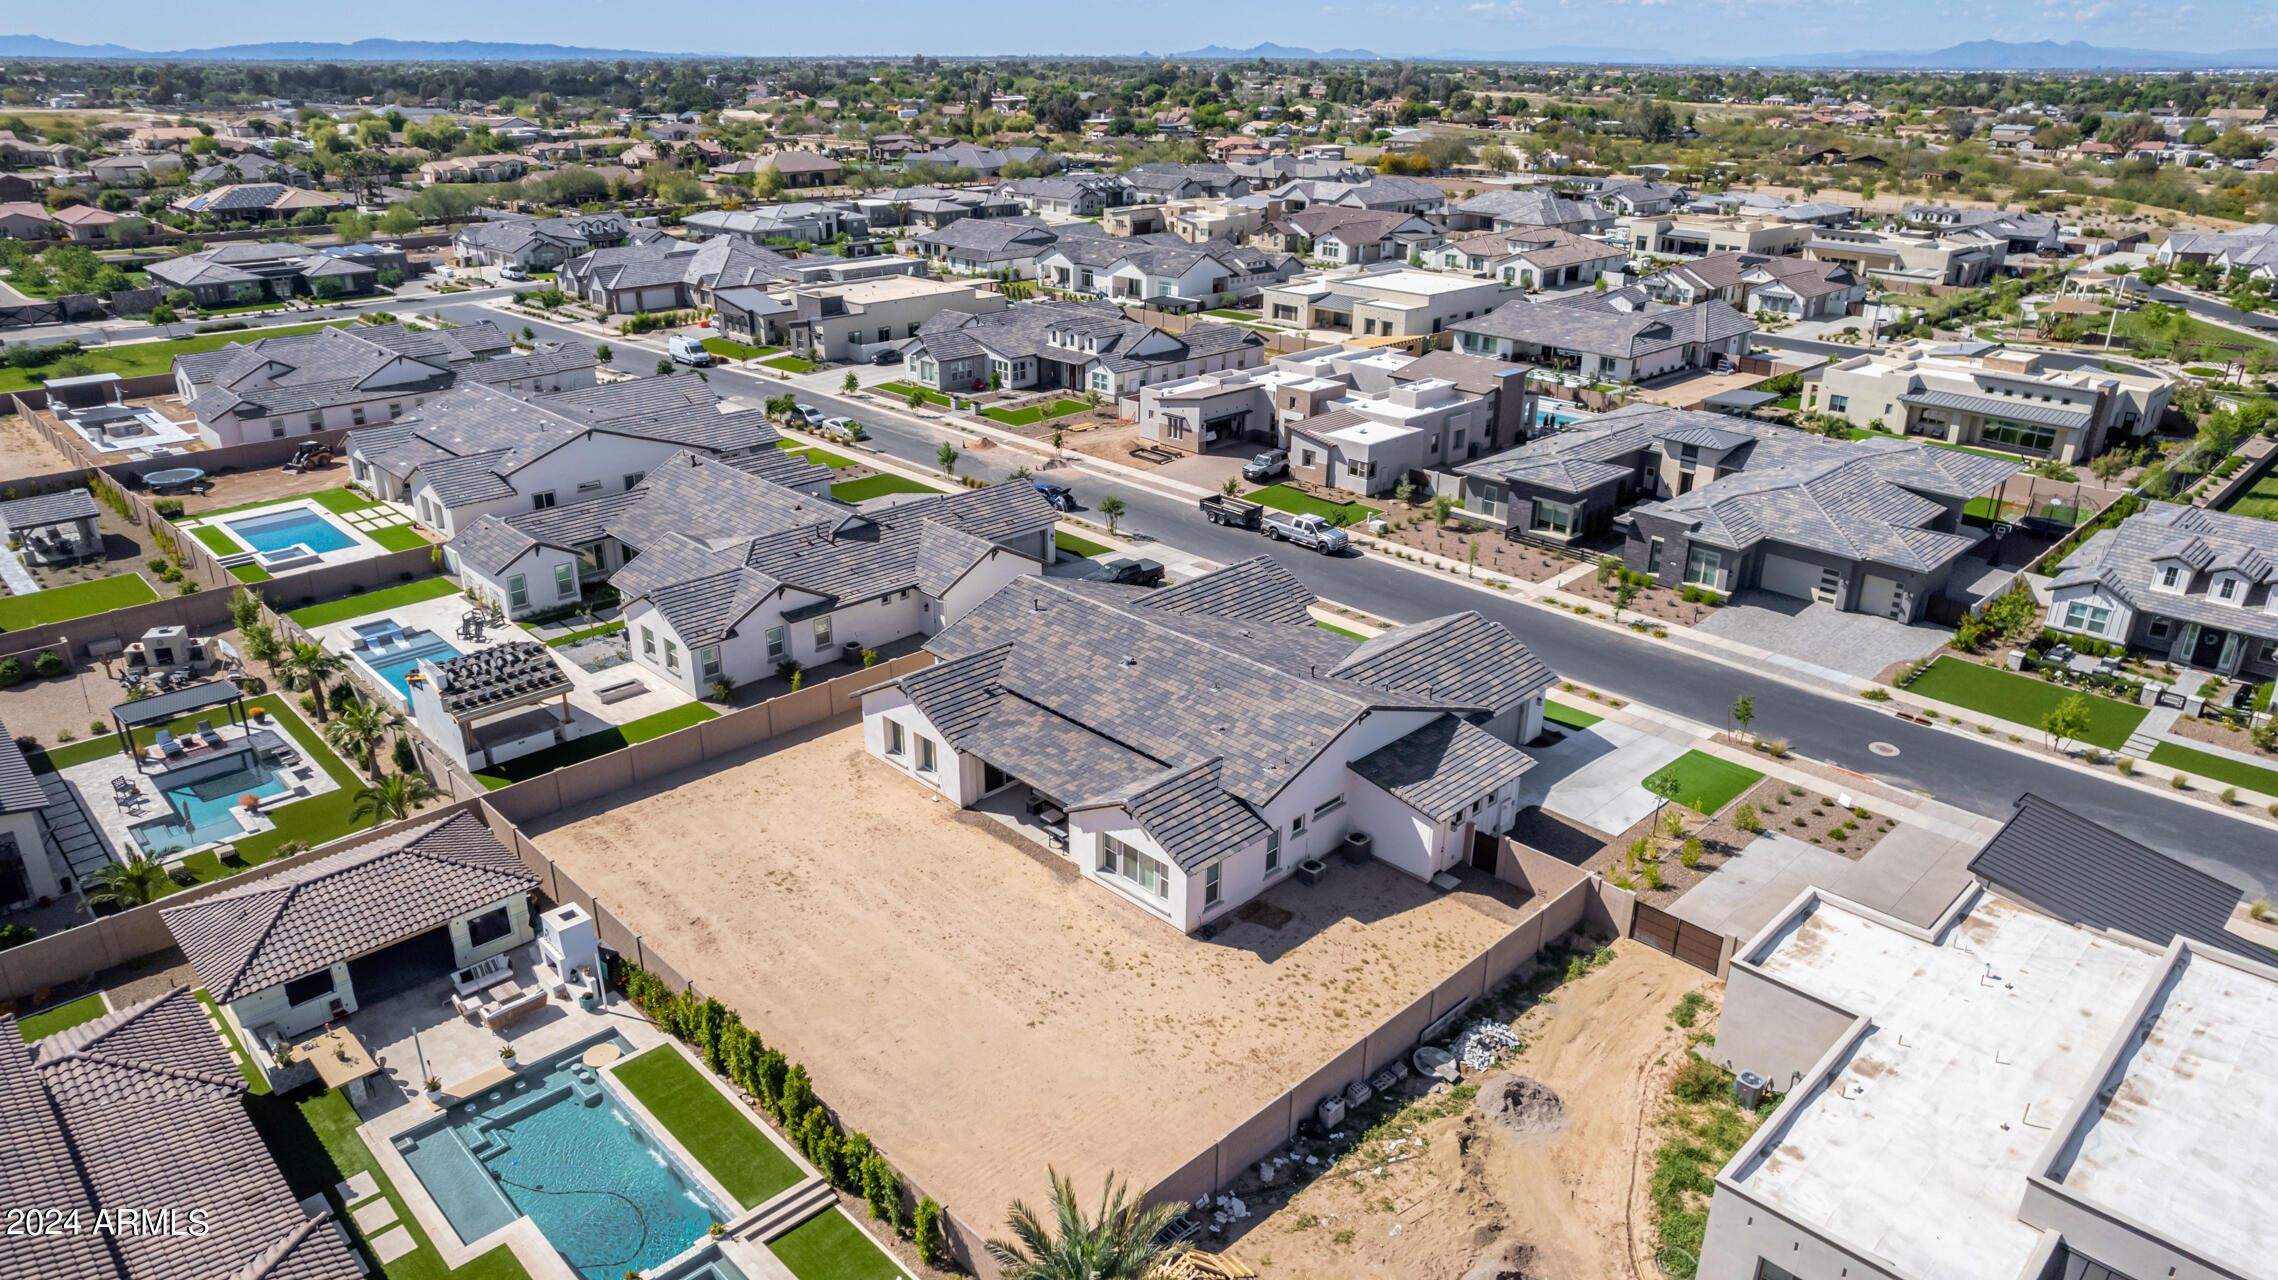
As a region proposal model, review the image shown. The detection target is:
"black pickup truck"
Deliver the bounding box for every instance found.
[1199,494,1264,529]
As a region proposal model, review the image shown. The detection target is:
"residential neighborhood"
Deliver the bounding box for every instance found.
[0,29,2275,1280]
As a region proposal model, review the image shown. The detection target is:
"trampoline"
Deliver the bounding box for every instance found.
[142,467,206,490]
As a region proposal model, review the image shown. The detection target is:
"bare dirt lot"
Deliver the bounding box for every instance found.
[0,410,80,478]
[1230,943,1716,1280]
[528,722,1547,1240]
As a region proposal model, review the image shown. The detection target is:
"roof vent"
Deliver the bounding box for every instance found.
[1120,655,1137,667]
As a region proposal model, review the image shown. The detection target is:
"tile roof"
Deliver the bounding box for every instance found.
[1348,714,1536,822]
[1969,794,2266,961]
[3,989,364,1280]
[1453,188,1612,230]
[177,320,555,425]
[1453,296,1755,361]
[2051,504,2278,640]
[911,299,1260,376]
[162,811,536,1001]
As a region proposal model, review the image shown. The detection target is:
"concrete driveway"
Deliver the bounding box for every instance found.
[1513,718,1688,835]
[1669,825,1983,939]
[1693,590,1952,680]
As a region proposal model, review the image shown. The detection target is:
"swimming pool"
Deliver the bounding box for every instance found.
[129,748,289,856]
[396,1034,729,1280]
[357,630,464,701]
[223,507,357,557]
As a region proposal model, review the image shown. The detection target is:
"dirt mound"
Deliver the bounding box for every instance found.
[1461,1240,1539,1280]
[1479,1076,1567,1144]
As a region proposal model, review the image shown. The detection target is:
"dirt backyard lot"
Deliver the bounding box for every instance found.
[528,723,1549,1241]
[1232,943,1716,1280]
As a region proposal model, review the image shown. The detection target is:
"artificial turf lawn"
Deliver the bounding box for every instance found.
[1903,657,2147,750]
[367,524,433,552]
[780,443,857,470]
[876,381,952,407]
[0,573,160,630]
[612,1046,804,1209]
[767,1208,906,1280]
[1545,700,1603,729]
[762,355,821,373]
[2221,472,2278,521]
[0,322,354,393]
[230,564,276,583]
[830,473,941,503]
[1313,620,1367,639]
[980,399,1089,426]
[2147,740,2278,796]
[702,337,781,360]
[1643,750,1765,816]
[193,524,247,555]
[1054,529,1113,558]
[1245,483,1378,524]
[544,620,625,648]
[285,576,461,628]
[242,1083,533,1280]
[473,702,720,788]
[16,993,107,1041]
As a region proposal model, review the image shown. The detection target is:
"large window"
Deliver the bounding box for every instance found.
[507,574,529,611]
[1101,835,1170,899]
[554,562,577,599]
[465,905,513,948]
[1530,498,1576,536]
[1265,829,1281,873]
[2063,601,2112,634]
[766,626,786,662]
[1204,862,1221,906]
[1979,418,2057,455]
[1470,483,1506,521]
[814,616,834,649]
[885,720,905,757]
[916,735,937,773]
[283,969,335,1007]
[700,646,721,680]
[1683,545,1721,589]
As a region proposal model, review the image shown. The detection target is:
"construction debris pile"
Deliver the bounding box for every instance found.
[1453,1018,1523,1073]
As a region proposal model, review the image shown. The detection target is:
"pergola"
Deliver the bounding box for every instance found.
[109,680,248,771]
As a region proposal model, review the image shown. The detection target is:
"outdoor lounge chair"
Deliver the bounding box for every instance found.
[155,730,185,758]
[195,719,217,745]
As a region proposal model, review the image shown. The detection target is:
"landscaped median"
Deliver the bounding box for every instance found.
[874,380,953,408]
[1899,656,2148,751]
[611,1045,804,1208]
[2147,740,2278,799]
[830,473,942,504]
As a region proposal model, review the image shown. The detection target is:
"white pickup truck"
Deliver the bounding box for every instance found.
[1262,511,1350,554]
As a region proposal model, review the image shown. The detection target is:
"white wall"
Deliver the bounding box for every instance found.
[411,432,694,536]
[859,688,972,805]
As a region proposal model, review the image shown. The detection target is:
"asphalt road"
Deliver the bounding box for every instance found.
[436,301,2278,894]
[2118,277,2278,335]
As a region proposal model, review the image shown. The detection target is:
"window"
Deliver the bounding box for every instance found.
[641,627,656,657]
[1311,797,1345,821]
[507,574,529,610]
[1979,419,2057,455]
[2148,617,2173,640]
[1683,545,1720,588]
[465,905,513,948]
[531,491,557,510]
[2161,565,2181,588]
[1827,394,1849,412]
[554,563,576,599]
[814,616,834,649]
[916,735,937,773]
[2063,601,2111,634]
[1101,835,1169,898]
[1265,829,1281,872]
[1646,538,1664,576]
[306,411,323,430]
[2219,578,2239,601]
[664,639,680,670]
[1470,483,1506,520]
[1530,499,1577,537]
[270,420,287,439]
[283,969,335,1007]
[700,646,721,680]
[766,626,786,661]
[1291,812,1307,837]
[576,481,603,494]
[1204,862,1222,906]
[350,406,366,426]
[885,720,905,756]
[388,401,403,419]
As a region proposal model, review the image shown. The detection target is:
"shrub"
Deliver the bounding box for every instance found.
[1733,803,1760,833]
[32,651,64,679]
[1642,861,1665,890]
[2254,900,2273,922]
[1669,991,1708,1027]
[913,1199,945,1266]
[2222,786,2239,806]
[1669,1055,1728,1103]
[392,735,418,773]
[1859,687,1891,701]
[1759,737,1790,758]
[1679,584,1701,603]
[1680,838,1703,867]
[2171,773,2189,790]
[0,658,21,688]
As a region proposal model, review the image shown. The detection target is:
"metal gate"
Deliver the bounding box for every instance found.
[1632,902,1725,973]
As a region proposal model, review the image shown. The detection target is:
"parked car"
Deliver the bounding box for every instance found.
[498,264,529,281]
[1243,449,1289,482]
[1199,494,1263,528]
[1034,482,1076,512]
[667,336,714,367]
[871,348,904,365]
[1086,558,1165,588]
[1262,511,1349,554]
[792,403,821,425]
[817,416,864,443]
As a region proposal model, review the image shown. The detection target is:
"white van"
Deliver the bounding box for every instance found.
[667,336,714,367]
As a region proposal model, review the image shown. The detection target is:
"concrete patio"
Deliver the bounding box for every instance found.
[1692,590,1953,680]
[1668,824,1986,941]
[1513,718,1688,834]
[57,713,339,864]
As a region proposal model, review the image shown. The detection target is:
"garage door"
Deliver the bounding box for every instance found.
[1860,575,1911,620]
[1762,554,1841,605]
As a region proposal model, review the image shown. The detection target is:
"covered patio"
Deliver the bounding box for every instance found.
[107,678,249,772]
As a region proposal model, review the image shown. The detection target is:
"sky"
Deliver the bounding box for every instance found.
[13,0,2278,61]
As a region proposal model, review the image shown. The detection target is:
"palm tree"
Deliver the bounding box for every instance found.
[278,642,345,721]
[986,1169,1186,1280]
[324,698,405,776]
[83,854,176,912]
[351,772,439,827]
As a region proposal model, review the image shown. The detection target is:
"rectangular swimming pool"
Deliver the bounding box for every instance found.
[129,748,288,856]
[396,1034,730,1280]
[358,631,463,701]
[223,507,357,556]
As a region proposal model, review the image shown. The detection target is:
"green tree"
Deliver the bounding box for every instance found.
[228,586,264,633]
[83,854,176,912]
[595,342,613,363]
[1429,493,1456,524]
[937,442,961,475]
[1732,694,1754,740]
[2041,691,2093,755]
[1096,494,1126,535]
[278,641,345,721]
[350,771,440,827]
[323,697,406,776]
[842,370,860,394]
[985,1169,1188,1280]
[907,388,925,411]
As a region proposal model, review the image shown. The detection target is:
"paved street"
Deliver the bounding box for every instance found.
[432,300,2277,894]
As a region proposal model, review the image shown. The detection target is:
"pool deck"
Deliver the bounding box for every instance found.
[177,495,401,571]
[58,714,341,863]
[353,957,821,1280]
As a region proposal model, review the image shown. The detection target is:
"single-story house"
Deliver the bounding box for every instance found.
[1453,294,1755,383]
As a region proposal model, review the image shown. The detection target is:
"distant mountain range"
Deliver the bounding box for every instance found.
[0,36,713,61]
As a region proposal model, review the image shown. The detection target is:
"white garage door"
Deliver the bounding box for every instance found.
[1860,575,1911,620]
[1762,553,1841,604]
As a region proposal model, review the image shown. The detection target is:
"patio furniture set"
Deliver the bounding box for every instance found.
[446,953,549,1029]
[144,720,231,762]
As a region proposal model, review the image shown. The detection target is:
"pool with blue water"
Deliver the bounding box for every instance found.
[223,507,357,556]
[129,749,288,856]
[356,629,464,701]
[396,1034,728,1280]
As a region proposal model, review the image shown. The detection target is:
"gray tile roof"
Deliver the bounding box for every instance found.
[2051,504,2278,641]
[178,320,553,425]
[1454,296,1755,361]
[429,641,573,718]
[1348,714,1536,823]
[163,811,536,1001]
[0,486,96,531]
[1899,388,2092,430]
[910,215,1060,260]
[1140,555,1318,625]
[912,299,1261,376]
[1103,758,1274,871]
[1453,188,1612,230]
[4,989,364,1280]
[1329,611,1556,716]
[1970,794,2267,961]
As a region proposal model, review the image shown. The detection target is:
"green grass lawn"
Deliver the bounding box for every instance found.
[1204,308,1260,320]
[1545,700,1603,730]
[768,1208,905,1280]
[474,702,720,788]
[1313,619,1366,639]
[0,322,353,393]
[876,381,953,407]
[16,992,107,1040]
[1245,484,1379,524]
[243,1084,532,1280]
[762,355,822,373]
[193,524,247,555]
[781,444,857,470]
[367,525,432,552]
[1054,529,1112,558]
[2147,741,2278,796]
[830,473,941,503]
[231,563,276,583]
[703,337,781,361]
[612,1046,804,1209]
[2220,472,2278,521]
[1642,750,1764,816]
[308,487,385,515]
[980,399,1090,426]
[1904,657,2147,750]
[0,573,160,631]
[285,577,460,628]
[544,620,625,648]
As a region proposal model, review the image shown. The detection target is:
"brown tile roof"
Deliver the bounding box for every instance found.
[164,811,535,1002]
